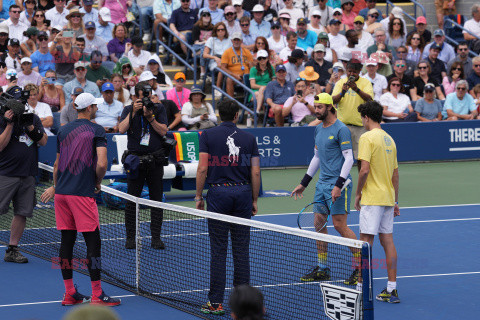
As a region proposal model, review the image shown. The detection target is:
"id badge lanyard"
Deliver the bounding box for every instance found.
[174,89,184,108]
[232,47,244,71]
[140,116,150,146]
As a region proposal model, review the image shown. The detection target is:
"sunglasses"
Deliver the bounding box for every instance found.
[35,14,45,17]
[26,0,36,3]
[397,51,406,54]
[424,89,434,92]
[256,42,265,45]
[369,14,379,18]
[258,56,267,60]
[458,48,468,51]
[418,66,428,69]
[395,64,405,67]
[10,10,21,13]
[393,22,401,25]
[201,12,211,16]
[75,67,86,71]
[313,15,320,19]
[0,33,8,36]
[181,0,189,2]
[333,12,342,15]
[122,65,131,69]
[217,28,226,31]
[474,65,480,67]
[71,15,81,18]
[457,87,466,91]
[453,67,462,71]
[91,60,102,64]
[391,83,401,87]
[225,12,234,16]
[176,78,185,82]
[354,21,363,24]
[296,77,306,81]
[240,24,249,27]
[52,29,60,33]
[412,37,420,40]
[271,26,280,29]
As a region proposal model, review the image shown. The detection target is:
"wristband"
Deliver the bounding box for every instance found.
[341,89,346,95]
[195,197,204,202]
[300,174,312,188]
[335,176,347,189]
[395,201,399,205]
[26,128,43,142]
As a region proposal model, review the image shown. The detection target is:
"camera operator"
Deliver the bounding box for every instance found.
[0,99,48,263]
[119,82,168,250]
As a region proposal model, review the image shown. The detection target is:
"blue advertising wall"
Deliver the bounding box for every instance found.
[38,120,480,167]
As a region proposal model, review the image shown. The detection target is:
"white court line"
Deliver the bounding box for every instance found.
[0,294,136,308]
[261,203,480,216]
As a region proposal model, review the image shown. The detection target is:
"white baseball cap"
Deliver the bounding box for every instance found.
[232,0,242,5]
[99,7,112,22]
[365,58,377,66]
[252,4,264,12]
[21,57,32,64]
[75,93,97,110]
[333,62,345,70]
[139,70,155,82]
[256,50,268,58]
[311,9,321,17]
[391,7,403,18]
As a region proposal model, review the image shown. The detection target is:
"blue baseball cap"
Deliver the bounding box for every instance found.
[102,82,114,92]
[276,64,286,72]
[83,0,94,5]
[85,21,96,29]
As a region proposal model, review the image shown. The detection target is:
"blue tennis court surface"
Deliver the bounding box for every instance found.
[0,204,479,320]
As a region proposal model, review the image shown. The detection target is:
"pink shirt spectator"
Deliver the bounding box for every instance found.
[166,87,191,110]
[284,94,315,122]
[0,73,7,86]
[342,11,356,30]
[442,76,460,96]
[102,0,128,24]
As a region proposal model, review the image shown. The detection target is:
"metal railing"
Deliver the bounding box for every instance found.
[211,67,258,128]
[156,22,198,87]
[385,0,426,25]
[443,17,479,57]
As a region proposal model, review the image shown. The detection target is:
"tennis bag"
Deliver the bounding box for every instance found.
[102,182,150,210]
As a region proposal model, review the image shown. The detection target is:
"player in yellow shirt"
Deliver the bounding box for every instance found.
[354,100,400,304]
[332,60,373,167]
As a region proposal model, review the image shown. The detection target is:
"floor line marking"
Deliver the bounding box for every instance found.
[0,294,136,308]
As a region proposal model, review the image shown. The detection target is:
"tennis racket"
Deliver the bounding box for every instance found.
[297,179,352,232]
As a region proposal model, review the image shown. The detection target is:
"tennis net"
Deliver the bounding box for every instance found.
[0,163,374,320]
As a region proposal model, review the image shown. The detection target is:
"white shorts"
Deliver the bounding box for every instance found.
[359,205,394,235]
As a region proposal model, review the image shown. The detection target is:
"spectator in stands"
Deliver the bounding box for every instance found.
[94,82,123,132]
[113,57,136,88]
[17,57,41,87]
[259,0,277,25]
[99,0,130,24]
[447,42,473,79]
[80,21,109,59]
[352,0,366,16]
[380,6,406,37]
[223,6,240,35]
[422,29,455,67]
[169,0,198,56]
[307,10,325,36]
[31,10,49,34]
[249,4,271,39]
[367,27,394,61]
[308,0,333,27]
[340,0,355,30]
[20,27,38,57]
[86,51,112,88]
[363,50,391,77]
[435,0,456,29]
[166,72,190,110]
[0,24,8,60]
[0,62,7,86]
[412,60,445,102]
[146,54,172,89]
[153,0,180,54]
[317,32,338,63]
[359,0,381,21]
[46,0,69,29]
[233,0,249,20]
[265,64,295,127]
[137,0,154,42]
[220,32,253,97]
[39,70,65,112]
[37,0,55,12]
[181,86,217,129]
[161,98,185,131]
[138,70,166,100]
[443,62,465,96]
[278,12,294,36]
[279,31,300,63]
[66,8,86,38]
[380,77,417,123]
[60,86,83,125]
[464,4,480,53]
[193,12,214,78]
[5,5,28,43]
[250,49,275,113]
[467,57,480,94]
[63,61,101,107]
[51,30,82,86]
[364,8,382,34]
[19,0,36,27]
[306,44,333,89]
[471,84,480,115]
[387,59,415,100]
[362,58,386,101]
[296,18,316,55]
[386,17,405,48]
[253,36,279,66]
[199,0,224,25]
[204,22,230,92]
[96,8,114,43]
[124,36,151,75]
[267,21,287,55]
[327,18,347,53]
[111,73,131,107]
[238,16,255,51]
[414,83,443,122]
[25,83,54,135]
[328,8,348,34]
[75,37,89,62]
[405,32,425,65]
[424,44,447,85]
[337,29,363,64]
[444,80,478,120]
[279,0,304,28]
[285,49,305,83]
[281,78,315,125]
[108,24,130,63]
[2,69,17,92]
[80,0,99,24]
[353,16,373,54]
[5,39,22,73]
[406,16,431,45]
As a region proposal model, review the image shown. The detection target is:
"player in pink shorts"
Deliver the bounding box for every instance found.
[41,93,120,306]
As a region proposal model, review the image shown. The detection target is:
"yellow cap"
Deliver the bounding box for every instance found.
[354,15,364,24]
[314,93,333,105]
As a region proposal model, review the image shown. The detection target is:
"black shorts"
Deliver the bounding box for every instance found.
[0,175,36,218]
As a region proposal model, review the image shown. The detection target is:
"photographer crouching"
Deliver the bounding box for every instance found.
[0,99,47,263]
[119,82,169,250]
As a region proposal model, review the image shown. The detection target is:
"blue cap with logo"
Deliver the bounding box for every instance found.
[102,82,114,92]
[276,64,286,72]
[85,21,96,29]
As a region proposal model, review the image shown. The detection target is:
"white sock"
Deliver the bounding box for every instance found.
[387,281,396,293]
[356,283,363,292]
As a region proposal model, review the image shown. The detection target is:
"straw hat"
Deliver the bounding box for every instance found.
[299,66,319,81]
[66,8,85,20]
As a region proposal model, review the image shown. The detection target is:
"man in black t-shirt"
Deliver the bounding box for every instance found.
[161,99,184,131]
[387,59,415,99]
[426,44,447,85]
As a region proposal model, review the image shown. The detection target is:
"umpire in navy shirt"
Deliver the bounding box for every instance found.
[196,99,261,315]
[119,82,168,250]
[0,99,48,263]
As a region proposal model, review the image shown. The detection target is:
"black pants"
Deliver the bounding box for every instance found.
[125,165,164,240]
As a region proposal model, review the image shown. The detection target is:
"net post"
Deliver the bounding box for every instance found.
[361,242,374,320]
[135,199,140,294]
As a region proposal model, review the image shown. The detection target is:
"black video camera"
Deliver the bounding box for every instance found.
[161,136,177,166]
[0,89,33,126]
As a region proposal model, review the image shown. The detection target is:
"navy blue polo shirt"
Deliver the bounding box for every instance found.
[199,122,259,184]
[264,80,295,105]
[169,8,198,32]
[120,103,168,153]
[0,115,45,177]
[427,57,446,84]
